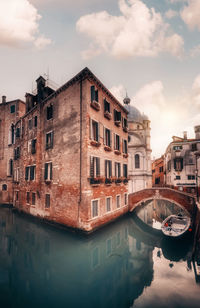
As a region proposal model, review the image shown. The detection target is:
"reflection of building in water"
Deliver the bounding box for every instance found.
[0,207,154,308]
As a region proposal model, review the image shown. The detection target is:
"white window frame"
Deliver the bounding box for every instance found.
[124,193,128,206]
[106,196,112,212]
[91,198,99,218]
[116,194,121,208]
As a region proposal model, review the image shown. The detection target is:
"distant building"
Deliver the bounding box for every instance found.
[123,97,152,193]
[165,129,200,194]
[152,156,164,186]
[0,67,129,232]
[0,97,25,205]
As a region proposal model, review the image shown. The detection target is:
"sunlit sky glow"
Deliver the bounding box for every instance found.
[1,0,200,158]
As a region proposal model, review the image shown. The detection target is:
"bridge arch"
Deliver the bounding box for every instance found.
[128,187,196,217]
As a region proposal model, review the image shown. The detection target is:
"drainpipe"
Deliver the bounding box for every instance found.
[78,78,83,225]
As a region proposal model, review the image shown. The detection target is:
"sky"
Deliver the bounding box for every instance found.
[1,0,200,158]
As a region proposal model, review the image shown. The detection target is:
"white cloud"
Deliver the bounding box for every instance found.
[192,75,200,105]
[34,35,52,49]
[109,84,126,103]
[165,9,178,19]
[0,0,51,48]
[76,0,184,59]
[181,0,200,30]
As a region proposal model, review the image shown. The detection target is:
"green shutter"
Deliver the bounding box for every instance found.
[91,86,95,102]
[95,89,98,102]
[90,157,94,178]
[44,163,48,180]
[50,163,53,180]
[96,157,100,176]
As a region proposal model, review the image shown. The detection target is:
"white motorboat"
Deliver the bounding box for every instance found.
[161,214,191,237]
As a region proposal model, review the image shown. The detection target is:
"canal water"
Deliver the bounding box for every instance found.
[0,200,200,308]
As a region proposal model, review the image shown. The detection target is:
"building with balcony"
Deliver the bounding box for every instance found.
[165,129,200,194]
[123,97,152,193]
[9,67,129,232]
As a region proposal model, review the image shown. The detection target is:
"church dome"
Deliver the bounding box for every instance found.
[125,104,148,123]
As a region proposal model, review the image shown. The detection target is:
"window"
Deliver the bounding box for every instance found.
[16,191,19,201]
[44,162,52,181]
[123,139,128,154]
[8,124,15,145]
[31,139,37,154]
[114,134,120,151]
[114,109,121,122]
[174,158,183,171]
[91,120,99,142]
[191,143,197,151]
[90,157,100,178]
[104,128,111,147]
[28,119,32,130]
[173,145,182,151]
[188,175,195,180]
[159,166,163,173]
[115,162,121,178]
[124,193,128,206]
[25,165,36,181]
[135,154,140,169]
[90,85,98,102]
[14,147,20,160]
[9,159,13,176]
[123,117,128,129]
[106,197,111,212]
[92,199,98,218]
[2,184,7,191]
[32,192,36,205]
[46,131,53,149]
[104,99,110,113]
[47,105,53,120]
[105,160,112,178]
[14,168,19,182]
[16,127,20,138]
[45,194,50,208]
[10,105,15,113]
[167,160,171,171]
[176,176,181,180]
[123,164,128,178]
[26,192,30,204]
[34,116,37,127]
[116,195,120,208]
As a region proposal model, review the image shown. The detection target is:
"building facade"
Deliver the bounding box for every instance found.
[123,98,152,193]
[152,156,164,186]
[2,67,129,232]
[165,129,200,194]
[0,97,25,205]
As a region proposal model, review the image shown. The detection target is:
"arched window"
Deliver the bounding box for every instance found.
[135,154,140,169]
[2,184,7,191]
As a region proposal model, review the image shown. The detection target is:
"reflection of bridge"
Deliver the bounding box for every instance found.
[129,187,196,217]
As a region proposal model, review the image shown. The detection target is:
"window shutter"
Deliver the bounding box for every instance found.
[110,130,112,148]
[30,166,34,180]
[97,122,100,142]
[96,157,100,176]
[89,118,92,139]
[103,127,105,145]
[118,163,121,177]
[50,163,53,180]
[115,162,117,177]
[44,163,48,180]
[181,158,183,170]
[91,86,95,102]
[105,160,107,178]
[119,136,121,151]
[95,89,98,102]
[90,156,94,178]
[104,99,106,112]
[174,159,176,170]
[109,161,112,177]
[122,139,124,153]
[114,133,116,150]
[114,109,116,121]
[25,167,29,180]
[119,112,121,121]
[51,132,54,148]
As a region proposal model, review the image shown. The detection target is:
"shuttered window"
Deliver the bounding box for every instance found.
[47,105,53,120]
[123,139,128,153]
[114,134,120,150]
[174,158,183,171]
[104,128,111,147]
[32,192,36,205]
[46,131,54,149]
[105,160,112,178]
[92,200,98,218]
[123,164,128,178]
[44,162,53,181]
[45,194,50,208]
[31,139,37,154]
[90,157,100,178]
[115,162,121,178]
[114,110,121,121]
[104,99,110,112]
[106,197,111,212]
[116,195,120,208]
[91,85,98,102]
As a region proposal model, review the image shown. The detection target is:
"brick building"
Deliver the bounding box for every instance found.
[152,156,164,186]
[8,67,129,232]
[0,97,25,204]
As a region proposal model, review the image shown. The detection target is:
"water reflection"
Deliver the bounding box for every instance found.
[0,204,200,308]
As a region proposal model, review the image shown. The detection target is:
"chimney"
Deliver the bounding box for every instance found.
[183,131,187,140]
[2,96,6,104]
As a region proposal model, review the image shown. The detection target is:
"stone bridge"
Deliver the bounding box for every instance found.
[128,187,196,217]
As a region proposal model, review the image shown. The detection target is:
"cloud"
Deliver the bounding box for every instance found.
[0,0,51,48]
[110,74,200,157]
[181,0,200,30]
[76,0,184,59]
[34,35,52,49]
[165,9,178,19]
